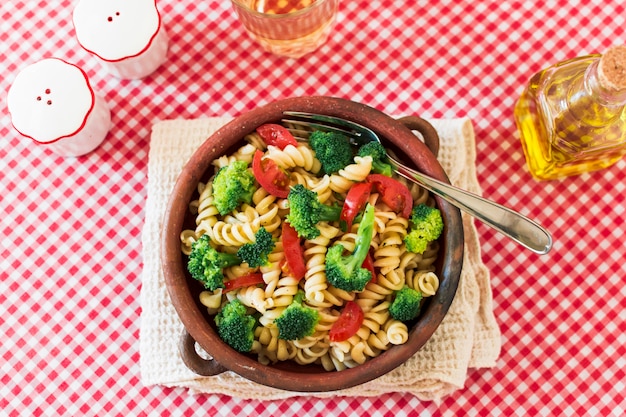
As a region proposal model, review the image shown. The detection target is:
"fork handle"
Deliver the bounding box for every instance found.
[389,157,553,254]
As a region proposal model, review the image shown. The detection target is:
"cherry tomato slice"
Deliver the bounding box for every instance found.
[362,249,377,284]
[223,273,265,292]
[252,150,290,198]
[256,124,298,150]
[281,223,306,281]
[340,182,372,231]
[329,301,364,342]
[366,174,413,218]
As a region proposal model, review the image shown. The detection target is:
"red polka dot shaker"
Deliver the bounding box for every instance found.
[72,0,168,79]
[7,58,111,157]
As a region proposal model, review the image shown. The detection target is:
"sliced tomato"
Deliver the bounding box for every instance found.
[340,182,372,231]
[281,222,306,280]
[256,124,298,150]
[366,174,413,218]
[252,150,290,198]
[329,301,364,342]
[223,273,265,292]
[362,249,377,284]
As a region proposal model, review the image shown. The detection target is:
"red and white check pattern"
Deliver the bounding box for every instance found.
[1,1,624,415]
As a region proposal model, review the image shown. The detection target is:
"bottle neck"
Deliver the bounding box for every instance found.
[585,60,626,106]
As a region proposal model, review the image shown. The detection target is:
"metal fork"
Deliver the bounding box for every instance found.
[282,111,553,255]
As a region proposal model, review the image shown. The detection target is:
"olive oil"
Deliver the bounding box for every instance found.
[514,47,626,180]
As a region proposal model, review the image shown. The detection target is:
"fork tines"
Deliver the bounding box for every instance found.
[282,111,360,140]
[280,119,315,141]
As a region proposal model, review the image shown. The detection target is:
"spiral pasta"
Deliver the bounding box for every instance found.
[185,123,443,371]
[266,144,321,173]
[212,143,257,168]
[329,156,373,194]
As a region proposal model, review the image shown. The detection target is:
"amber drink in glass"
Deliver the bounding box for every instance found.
[230,0,339,58]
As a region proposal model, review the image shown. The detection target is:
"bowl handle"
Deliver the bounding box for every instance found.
[179,329,228,376]
[396,116,440,158]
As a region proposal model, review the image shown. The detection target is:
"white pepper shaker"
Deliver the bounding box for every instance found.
[73,0,169,79]
[7,58,111,157]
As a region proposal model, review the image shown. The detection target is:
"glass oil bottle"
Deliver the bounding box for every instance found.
[514,46,626,180]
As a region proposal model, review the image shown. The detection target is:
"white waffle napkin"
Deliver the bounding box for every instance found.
[140,116,501,402]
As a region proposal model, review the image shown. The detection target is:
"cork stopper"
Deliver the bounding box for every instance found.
[598,45,626,91]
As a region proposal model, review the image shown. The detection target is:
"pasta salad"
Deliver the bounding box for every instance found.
[180,123,442,371]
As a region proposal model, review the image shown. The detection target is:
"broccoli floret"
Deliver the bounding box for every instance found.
[215,299,257,352]
[187,234,241,291]
[404,203,444,254]
[325,203,376,292]
[274,290,319,340]
[389,286,423,322]
[212,160,256,215]
[309,130,354,174]
[285,184,342,239]
[357,141,393,176]
[236,227,275,268]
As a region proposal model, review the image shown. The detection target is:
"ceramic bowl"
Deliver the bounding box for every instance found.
[161,96,463,392]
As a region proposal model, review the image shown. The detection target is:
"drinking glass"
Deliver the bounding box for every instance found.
[230,0,339,58]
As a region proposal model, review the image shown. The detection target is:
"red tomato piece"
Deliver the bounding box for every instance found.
[252,150,290,198]
[256,124,298,150]
[281,223,306,280]
[366,174,413,218]
[223,273,265,292]
[361,249,377,284]
[340,182,372,231]
[329,301,365,342]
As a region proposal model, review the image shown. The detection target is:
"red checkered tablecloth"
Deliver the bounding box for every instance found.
[1,1,624,415]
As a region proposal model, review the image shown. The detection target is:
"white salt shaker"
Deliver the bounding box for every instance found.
[72,0,169,80]
[7,58,111,157]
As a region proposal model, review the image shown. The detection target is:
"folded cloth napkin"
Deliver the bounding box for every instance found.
[140,116,501,402]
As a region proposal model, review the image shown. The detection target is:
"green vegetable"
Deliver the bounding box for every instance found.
[404,203,444,254]
[237,227,276,268]
[309,130,354,175]
[215,299,257,352]
[325,203,376,292]
[274,290,319,340]
[285,184,342,239]
[357,141,393,176]
[212,160,256,215]
[187,234,241,291]
[389,286,423,322]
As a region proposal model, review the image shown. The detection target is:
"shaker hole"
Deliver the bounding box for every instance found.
[107,16,112,22]
[36,96,42,101]
[45,88,51,94]
[47,100,52,105]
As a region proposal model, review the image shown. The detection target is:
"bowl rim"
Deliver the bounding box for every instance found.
[161,96,464,392]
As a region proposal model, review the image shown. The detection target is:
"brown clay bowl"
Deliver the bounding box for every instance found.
[161,96,464,392]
